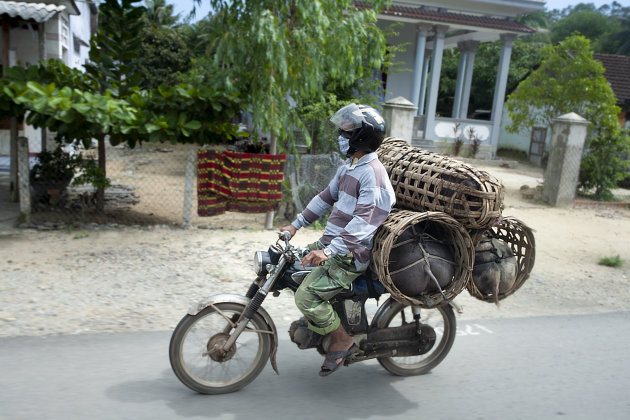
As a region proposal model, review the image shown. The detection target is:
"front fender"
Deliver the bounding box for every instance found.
[188,293,280,374]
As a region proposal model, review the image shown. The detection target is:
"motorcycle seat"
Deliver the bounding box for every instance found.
[340,272,386,299]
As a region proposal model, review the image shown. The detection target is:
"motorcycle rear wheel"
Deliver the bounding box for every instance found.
[374,301,456,376]
[169,303,271,394]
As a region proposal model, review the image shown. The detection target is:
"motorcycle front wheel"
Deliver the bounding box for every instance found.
[169,302,272,395]
[374,300,456,376]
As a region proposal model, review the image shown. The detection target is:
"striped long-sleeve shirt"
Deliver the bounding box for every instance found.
[291,152,395,271]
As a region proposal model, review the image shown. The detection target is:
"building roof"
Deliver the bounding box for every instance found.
[594,53,630,107]
[0,1,65,22]
[356,2,535,33]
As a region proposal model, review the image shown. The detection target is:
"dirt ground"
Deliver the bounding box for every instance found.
[1,159,630,337]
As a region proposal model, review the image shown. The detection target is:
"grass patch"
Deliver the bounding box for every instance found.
[73,232,90,239]
[598,255,623,267]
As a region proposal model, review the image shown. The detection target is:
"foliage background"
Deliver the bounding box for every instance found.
[2,0,630,201]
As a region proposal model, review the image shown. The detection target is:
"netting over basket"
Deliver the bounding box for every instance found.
[467,216,536,303]
[377,138,504,230]
[370,209,474,308]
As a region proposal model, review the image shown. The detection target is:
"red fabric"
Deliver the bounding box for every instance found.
[197,150,286,216]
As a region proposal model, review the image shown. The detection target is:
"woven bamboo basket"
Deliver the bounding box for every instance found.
[370,209,474,308]
[377,137,504,230]
[467,217,536,302]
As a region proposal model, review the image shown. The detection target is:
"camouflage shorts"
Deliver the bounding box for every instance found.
[294,242,365,335]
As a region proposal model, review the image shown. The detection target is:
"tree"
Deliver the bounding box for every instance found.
[144,0,181,28]
[195,0,390,153]
[550,3,630,54]
[506,35,629,200]
[0,0,244,212]
[134,0,193,89]
[180,11,226,57]
[551,10,610,44]
[609,16,630,54]
[135,26,193,89]
[83,0,145,208]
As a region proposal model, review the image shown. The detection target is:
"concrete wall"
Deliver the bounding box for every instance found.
[9,26,40,66]
[497,104,551,154]
[378,20,415,102]
[69,1,93,70]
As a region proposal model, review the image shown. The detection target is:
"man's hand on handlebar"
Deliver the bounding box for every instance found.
[279,224,297,239]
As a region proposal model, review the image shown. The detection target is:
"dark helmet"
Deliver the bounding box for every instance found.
[330,103,386,154]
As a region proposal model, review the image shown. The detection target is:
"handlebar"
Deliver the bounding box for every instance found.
[277,230,292,244]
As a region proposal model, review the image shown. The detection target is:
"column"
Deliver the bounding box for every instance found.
[451,42,468,118]
[411,25,431,112]
[423,25,448,141]
[459,40,479,119]
[418,50,431,116]
[489,34,516,152]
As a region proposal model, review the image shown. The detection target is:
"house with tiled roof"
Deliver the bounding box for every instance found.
[363,0,546,158]
[0,1,97,192]
[1,1,97,151]
[594,53,630,129]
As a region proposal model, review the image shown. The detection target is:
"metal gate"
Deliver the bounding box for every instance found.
[529,127,546,166]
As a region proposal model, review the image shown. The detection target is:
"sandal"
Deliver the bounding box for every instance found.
[319,344,357,377]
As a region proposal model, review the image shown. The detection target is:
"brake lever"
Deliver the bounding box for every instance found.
[277,231,292,248]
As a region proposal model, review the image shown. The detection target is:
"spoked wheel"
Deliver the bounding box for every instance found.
[169,302,271,394]
[374,300,456,376]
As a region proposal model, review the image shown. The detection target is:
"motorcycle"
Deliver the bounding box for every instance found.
[169,231,458,395]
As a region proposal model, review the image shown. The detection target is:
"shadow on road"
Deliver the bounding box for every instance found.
[105,352,419,419]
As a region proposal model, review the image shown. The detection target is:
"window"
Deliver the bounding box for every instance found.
[60,17,69,49]
[73,35,81,55]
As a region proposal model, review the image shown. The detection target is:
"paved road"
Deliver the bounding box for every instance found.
[2,312,630,420]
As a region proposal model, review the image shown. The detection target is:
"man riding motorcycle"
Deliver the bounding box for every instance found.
[280,103,396,376]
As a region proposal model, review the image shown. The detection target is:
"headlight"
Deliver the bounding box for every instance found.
[253,251,271,276]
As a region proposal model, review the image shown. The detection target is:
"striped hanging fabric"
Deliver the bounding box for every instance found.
[197,150,286,216]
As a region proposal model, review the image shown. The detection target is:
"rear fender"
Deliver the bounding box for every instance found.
[370,297,403,328]
[188,294,280,374]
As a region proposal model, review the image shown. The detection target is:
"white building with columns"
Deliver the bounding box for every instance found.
[369,0,545,158]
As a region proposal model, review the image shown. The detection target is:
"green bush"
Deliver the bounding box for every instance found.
[496,147,528,161]
[30,148,82,185]
[579,130,630,200]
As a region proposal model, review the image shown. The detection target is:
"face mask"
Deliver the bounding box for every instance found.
[338,135,350,156]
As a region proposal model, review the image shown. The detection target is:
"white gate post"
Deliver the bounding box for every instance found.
[382,97,418,143]
[542,113,589,207]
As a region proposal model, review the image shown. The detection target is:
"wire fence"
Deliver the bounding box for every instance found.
[26,142,344,229]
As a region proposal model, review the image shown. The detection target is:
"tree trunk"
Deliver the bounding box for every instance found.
[264,130,278,230]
